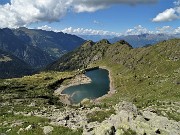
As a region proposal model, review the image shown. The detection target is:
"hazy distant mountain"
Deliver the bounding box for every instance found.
[0,49,33,78]
[0,28,85,68]
[13,27,85,57]
[79,33,179,48]
[109,34,177,48]
[0,28,55,68]
[79,35,115,42]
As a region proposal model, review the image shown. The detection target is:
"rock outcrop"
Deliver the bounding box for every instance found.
[86,102,180,135]
[13,101,180,135]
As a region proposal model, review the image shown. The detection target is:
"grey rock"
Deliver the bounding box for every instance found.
[25,125,32,131]
[43,126,54,135]
[17,128,24,134]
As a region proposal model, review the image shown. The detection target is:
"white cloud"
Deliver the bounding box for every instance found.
[174,0,180,6]
[37,25,53,31]
[152,8,179,22]
[174,27,180,34]
[156,26,173,34]
[125,25,153,35]
[37,25,180,36]
[0,0,70,28]
[153,0,180,22]
[0,0,158,28]
[155,26,180,34]
[61,27,122,36]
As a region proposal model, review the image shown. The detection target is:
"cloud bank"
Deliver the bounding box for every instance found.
[38,26,122,36]
[0,0,157,28]
[153,0,180,22]
[125,25,153,35]
[38,25,180,36]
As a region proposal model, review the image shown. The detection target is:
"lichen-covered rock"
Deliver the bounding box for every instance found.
[94,123,115,135]
[84,102,180,135]
[43,126,54,135]
[115,128,124,135]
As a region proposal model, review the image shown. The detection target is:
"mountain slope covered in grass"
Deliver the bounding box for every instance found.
[0,39,179,135]
[47,38,180,107]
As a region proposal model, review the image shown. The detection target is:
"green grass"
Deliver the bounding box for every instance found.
[87,39,180,110]
[87,109,115,123]
[52,127,83,135]
[0,71,81,135]
[47,38,180,110]
[0,71,76,104]
[0,39,180,134]
[123,128,137,135]
[0,113,49,135]
[0,113,82,135]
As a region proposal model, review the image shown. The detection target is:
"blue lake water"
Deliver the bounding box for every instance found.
[62,69,110,104]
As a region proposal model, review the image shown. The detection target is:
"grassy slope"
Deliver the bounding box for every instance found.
[86,39,180,122]
[93,39,180,106]
[48,39,180,107]
[0,39,179,134]
[0,71,84,135]
[0,71,75,105]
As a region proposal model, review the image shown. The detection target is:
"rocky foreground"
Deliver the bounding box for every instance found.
[11,101,180,135]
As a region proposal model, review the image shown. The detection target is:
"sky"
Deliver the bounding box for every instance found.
[0,0,180,37]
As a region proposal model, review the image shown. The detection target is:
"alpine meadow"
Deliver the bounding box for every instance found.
[0,0,180,135]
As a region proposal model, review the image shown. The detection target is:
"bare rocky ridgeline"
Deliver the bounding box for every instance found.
[11,101,180,135]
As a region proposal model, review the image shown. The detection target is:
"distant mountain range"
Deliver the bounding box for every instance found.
[109,34,178,48]
[79,35,115,42]
[0,28,85,69]
[79,33,180,48]
[0,27,85,78]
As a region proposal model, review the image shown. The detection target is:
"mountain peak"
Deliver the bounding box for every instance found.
[96,39,111,44]
[117,40,133,48]
[82,40,95,48]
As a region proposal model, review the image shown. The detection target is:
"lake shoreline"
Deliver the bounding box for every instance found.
[93,66,115,103]
[54,74,92,105]
[54,67,115,105]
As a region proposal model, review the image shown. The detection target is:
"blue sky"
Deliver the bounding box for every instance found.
[0,0,180,36]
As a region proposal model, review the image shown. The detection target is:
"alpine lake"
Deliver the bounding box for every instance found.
[62,68,110,104]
